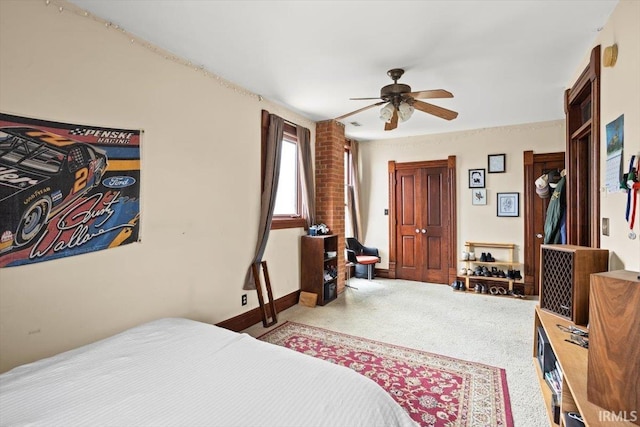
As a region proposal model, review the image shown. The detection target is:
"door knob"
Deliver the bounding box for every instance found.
[536,233,543,239]
[416,229,420,233]
[421,229,427,233]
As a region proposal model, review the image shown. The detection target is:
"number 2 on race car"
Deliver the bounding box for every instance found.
[73,167,89,193]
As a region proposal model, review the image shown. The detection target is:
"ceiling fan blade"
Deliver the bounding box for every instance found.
[384,108,398,131]
[349,97,382,100]
[335,101,385,121]
[412,100,458,121]
[407,89,454,99]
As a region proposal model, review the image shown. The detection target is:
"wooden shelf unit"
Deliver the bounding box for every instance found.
[533,306,635,427]
[458,241,524,293]
[300,235,338,306]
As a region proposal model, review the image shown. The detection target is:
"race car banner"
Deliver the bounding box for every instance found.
[0,113,141,267]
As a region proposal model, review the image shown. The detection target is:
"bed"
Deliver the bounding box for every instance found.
[0,318,417,426]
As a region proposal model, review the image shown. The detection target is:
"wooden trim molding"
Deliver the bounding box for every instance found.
[388,161,397,279]
[565,45,601,247]
[523,150,535,291]
[388,157,456,283]
[447,155,458,284]
[216,290,300,332]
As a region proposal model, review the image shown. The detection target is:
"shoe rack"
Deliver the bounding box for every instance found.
[458,242,524,295]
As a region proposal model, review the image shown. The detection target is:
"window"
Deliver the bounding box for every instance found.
[265,121,306,229]
[344,141,353,238]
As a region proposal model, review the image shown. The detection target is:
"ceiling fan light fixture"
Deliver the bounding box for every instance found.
[379,103,394,122]
[397,101,414,122]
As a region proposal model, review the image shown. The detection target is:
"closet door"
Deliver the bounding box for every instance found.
[394,164,450,284]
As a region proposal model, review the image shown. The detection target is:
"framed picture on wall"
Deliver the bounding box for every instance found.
[472,189,487,205]
[497,192,519,217]
[488,154,506,173]
[469,169,485,188]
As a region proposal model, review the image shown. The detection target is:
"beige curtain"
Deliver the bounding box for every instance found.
[348,140,363,241]
[244,111,284,290]
[297,125,315,227]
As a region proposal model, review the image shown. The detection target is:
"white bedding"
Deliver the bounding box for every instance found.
[0,318,417,427]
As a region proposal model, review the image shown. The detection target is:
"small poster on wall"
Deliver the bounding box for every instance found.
[0,113,141,267]
[605,114,624,193]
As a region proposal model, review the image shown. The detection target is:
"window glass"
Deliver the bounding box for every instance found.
[274,138,298,216]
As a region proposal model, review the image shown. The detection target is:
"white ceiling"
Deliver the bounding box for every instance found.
[68,0,617,141]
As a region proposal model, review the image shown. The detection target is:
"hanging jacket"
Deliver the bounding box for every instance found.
[544,176,567,244]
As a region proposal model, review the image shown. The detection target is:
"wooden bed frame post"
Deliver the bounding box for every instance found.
[252,261,278,327]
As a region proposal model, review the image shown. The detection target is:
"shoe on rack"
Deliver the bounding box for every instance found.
[491,267,499,276]
[507,270,514,280]
[475,283,482,293]
[498,287,508,295]
[459,267,467,276]
[486,252,495,262]
[451,281,460,291]
[514,270,522,280]
[459,281,467,291]
[480,252,487,262]
[468,251,476,261]
[489,286,499,295]
[462,251,469,261]
[497,270,506,278]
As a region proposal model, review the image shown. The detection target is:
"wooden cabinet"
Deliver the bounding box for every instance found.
[533,306,636,426]
[588,270,640,419]
[301,235,338,306]
[458,242,524,294]
[539,245,608,326]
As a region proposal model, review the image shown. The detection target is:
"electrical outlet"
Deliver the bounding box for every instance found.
[241,294,247,306]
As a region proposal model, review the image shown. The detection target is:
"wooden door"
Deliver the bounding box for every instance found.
[395,168,423,281]
[524,151,565,295]
[421,166,448,283]
[393,162,450,284]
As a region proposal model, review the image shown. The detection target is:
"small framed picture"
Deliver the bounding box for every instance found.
[488,154,506,173]
[497,192,519,217]
[472,188,487,205]
[469,169,485,188]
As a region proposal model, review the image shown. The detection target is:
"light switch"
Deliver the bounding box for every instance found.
[602,218,609,236]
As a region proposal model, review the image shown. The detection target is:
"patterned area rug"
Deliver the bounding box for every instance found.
[258,322,513,427]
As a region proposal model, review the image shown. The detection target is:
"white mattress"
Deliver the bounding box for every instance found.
[0,318,417,427]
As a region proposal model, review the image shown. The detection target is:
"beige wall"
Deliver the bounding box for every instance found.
[359,120,566,270]
[0,0,311,372]
[573,0,639,271]
[361,0,640,275]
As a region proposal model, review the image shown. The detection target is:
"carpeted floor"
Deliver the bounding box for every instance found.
[243,278,550,427]
[259,321,513,427]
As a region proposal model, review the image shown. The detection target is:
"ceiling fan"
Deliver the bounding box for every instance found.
[336,68,458,131]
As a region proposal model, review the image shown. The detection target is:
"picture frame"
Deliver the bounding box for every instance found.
[497,192,519,217]
[488,154,506,173]
[472,188,487,205]
[468,168,485,188]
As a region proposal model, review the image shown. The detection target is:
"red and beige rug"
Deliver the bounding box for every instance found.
[259,321,513,427]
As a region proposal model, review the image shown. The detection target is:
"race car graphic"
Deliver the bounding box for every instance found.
[0,127,108,252]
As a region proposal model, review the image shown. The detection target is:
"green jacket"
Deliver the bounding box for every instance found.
[544,176,566,244]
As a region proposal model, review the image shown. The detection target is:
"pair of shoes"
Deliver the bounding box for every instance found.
[510,289,526,299]
[507,270,523,280]
[451,280,466,291]
[489,286,508,295]
[474,283,485,293]
[461,251,469,261]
